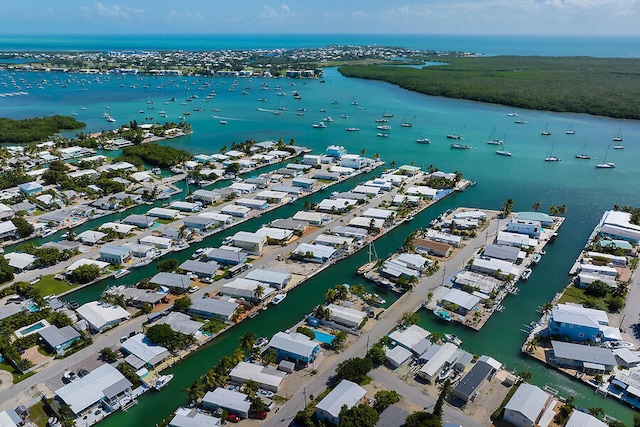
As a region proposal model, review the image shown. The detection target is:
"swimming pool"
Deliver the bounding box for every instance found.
[310,328,335,346]
[26,302,39,312]
[15,319,51,338]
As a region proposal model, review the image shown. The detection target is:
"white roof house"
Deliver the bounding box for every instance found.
[348,217,384,230]
[362,208,396,220]
[188,298,238,321]
[386,345,413,368]
[121,333,170,367]
[317,198,356,212]
[56,364,132,415]
[470,257,520,278]
[221,205,252,217]
[406,186,438,198]
[139,235,173,249]
[351,185,380,196]
[292,211,326,225]
[147,207,180,219]
[316,380,366,425]
[426,230,462,247]
[388,325,431,353]
[98,222,136,234]
[229,361,286,392]
[65,259,109,273]
[599,210,640,243]
[202,388,251,419]
[292,243,337,263]
[254,227,294,242]
[219,278,275,301]
[268,331,320,364]
[441,288,482,313]
[76,301,131,333]
[496,231,539,248]
[168,409,221,427]
[327,304,366,329]
[76,230,107,245]
[418,343,459,382]
[4,252,36,271]
[565,409,608,427]
[245,268,291,290]
[504,383,557,427]
[150,272,192,291]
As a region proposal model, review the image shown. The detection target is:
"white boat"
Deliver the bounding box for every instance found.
[437,367,453,382]
[41,228,57,237]
[272,293,287,305]
[376,125,391,131]
[377,133,390,138]
[565,123,575,135]
[596,144,615,168]
[219,120,228,125]
[451,143,472,149]
[114,269,130,279]
[507,112,518,117]
[496,149,512,157]
[541,123,552,136]
[520,268,532,281]
[444,334,462,346]
[612,128,623,142]
[446,132,463,140]
[575,143,590,159]
[486,126,503,145]
[613,144,624,150]
[312,122,326,129]
[151,167,162,176]
[416,138,431,144]
[133,258,153,268]
[544,142,560,162]
[153,374,174,390]
[345,127,360,132]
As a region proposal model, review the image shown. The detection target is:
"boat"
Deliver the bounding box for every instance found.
[520,268,532,281]
[114,269,130,279]
[41,228,57,238]
[565,123,575,135]
[544,142,560,162]
[507,112,518,117]
[416,138,431,144]
[253,337,269,349]
[603,340,635,349]
[312,122,326,129]
[532,253,542,264]
[375,118,388,123]
[341,114,349,118]
[376,125,391,131]
[613,144,624,150]
[322,117,333,122]
[444,334,462,346]
[433,309,452,322]
[151,167,162,175]
[219,120,228,125]
[575,143,590,159]
[486,126,503,145]
[132,258,153,268]
[450,143,472,150]
[382,112,394,118]
[514,120,529,124]
[612,128,623,142]
[400,115,414,127]
[377,133,390,138]
[541,123,552,136]
[596,144,615,168]
[446,132,463,140]
[107,117,116,123]
[272,293,287,305]
[345,127,360,132]
[153,374,174,391]
[437,367,453,382]
[496,149,512,157]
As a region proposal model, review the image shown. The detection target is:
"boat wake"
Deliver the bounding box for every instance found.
[211,115,243,121]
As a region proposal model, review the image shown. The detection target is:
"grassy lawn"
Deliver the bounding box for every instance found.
[32,274,74,297]
[27,399,50,427]
[558,285,587,305]
[0,361,35,383]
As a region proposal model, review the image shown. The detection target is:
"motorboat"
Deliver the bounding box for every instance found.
[496,149,512,156]
[451,143,472,150]
[312,122,326,129]
[345,127,360,132]
[507,112,518,117]
[153,374,174,391]
[433,308,452,321]
[532,254,542,264]
[416,138,431,144]
[446,133,463,140]
[376,125,391,131]
[444,334,462,346]
[114,269,130,279]
[377,133,390,138]
[520,268,532,281]
[595,162,615,169]
[272,293,287,305]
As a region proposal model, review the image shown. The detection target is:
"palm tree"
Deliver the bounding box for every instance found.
[360,148,366,156]
[558,204,567,215]
[240,332,257,353]
[232,348,244,365]
[334,284,349,301]
[532,201,541,211]
[540,302,554,315]
[185,380,205,402]
[216,356,233,375]
[253,284,265,302]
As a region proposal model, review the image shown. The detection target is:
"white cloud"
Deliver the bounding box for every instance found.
[90,2,144,20]
[165,9,204,22]
[257,3,302,21]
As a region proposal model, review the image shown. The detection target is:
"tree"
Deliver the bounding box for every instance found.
[334,357,373,385]
[589,407,605,419]
[67,263,101,284]
[433,379,451,418]
[502,198,515,217]
[367,342,386,365]
[262,348,277,365]
[339,404,379,427]
[517,370,533,382]
[532,201,541,211]
[11,217,34,238]
[185,380,205,403]
[633,414,640,427]
[231,348,244,365]
[373,390,400,413]
[157,258,179,272]
[173,296,192,313]
[146,324,176,347]
[401,311,419,325]
[240,332,257,354]
[253,284,264,301]
[404,411,442,427]
[49,311,73,328]
[100,347,118,363]
[585,280,610,297]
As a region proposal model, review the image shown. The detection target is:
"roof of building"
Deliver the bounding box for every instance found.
[327,303,367,326]
[168,409,221,427]
[179,260,220,276]
[4,252,36,269]
[229,361,286,389]
[121,333,170,365]
[551,341,617,366]
[388,325,430,351]
[254,227,293,241]
[453,361,494,399]
[376,405,409,427]
[505,384,551,423]
[56,364,132,415]
[269,331,319,358]
[189,298,238,318]
[39,325,80,348]
[316,379,366,419]
[245,267,291,286]
[270,218,308,232]
[202,388,251,414]
[483,244,522,262]
[150,272,192,289]
[160,312,204,336]
[565,410,608,427]
[293,243,337,260]
[76,301,131,331]
[100,245,132,257]
[233,231,267,243]
[442,288,482,311]
[385,346,413,367]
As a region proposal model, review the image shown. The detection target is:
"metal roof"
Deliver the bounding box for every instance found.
[504,384,550,423]
[179,260,220,276]
[316,380,366,419]
[188,298,238,318]
[150,272,192,289]
[38,325,80,348]
[121,333,170,366]
[268,331,319,359]
[551,341,617,366]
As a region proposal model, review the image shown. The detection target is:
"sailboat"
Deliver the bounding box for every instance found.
[544,142,560,161]
[496,138,512,156]
[541,123,552,136]
[575,143,590,159]
[400,115,414,128]
[612,128,623,142]
[486,126,503,145]
[415,128,431,144]
[596,144,615,168]
[565,123,575,135]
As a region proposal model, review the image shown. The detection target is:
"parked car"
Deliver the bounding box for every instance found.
[188,285,199,293]
[77,369,90,378]
[250,411,267,420]
[226,414,241,423]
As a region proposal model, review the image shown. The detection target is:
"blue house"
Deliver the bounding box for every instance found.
[547,304,609,343]
[38,325,81,355]
[19,182,43,196]
[268,331,320,365]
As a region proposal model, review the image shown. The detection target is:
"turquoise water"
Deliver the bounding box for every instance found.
[18,321,46,335]
[1,36,639,426]
[310,328,335,345]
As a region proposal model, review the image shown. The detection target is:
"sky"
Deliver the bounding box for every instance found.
[2,0,640,36]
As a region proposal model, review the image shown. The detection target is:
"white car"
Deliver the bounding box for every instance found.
[188,286,199,293]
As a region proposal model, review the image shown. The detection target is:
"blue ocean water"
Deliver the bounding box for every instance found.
[1,33,640,57]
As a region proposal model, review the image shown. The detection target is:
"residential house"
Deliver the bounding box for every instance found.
[187,298,238,322]
[316,380,366,425]
[99,245,133,265]
[268,331,320,364]
[504,383,558,427]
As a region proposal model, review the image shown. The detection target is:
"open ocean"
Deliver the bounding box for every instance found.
[1,34,640,426]
[1,33,640,57]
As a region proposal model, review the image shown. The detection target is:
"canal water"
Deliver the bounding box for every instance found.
[1,64,640,425]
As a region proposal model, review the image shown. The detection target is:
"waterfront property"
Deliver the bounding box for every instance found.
[149,272,192,293]
[187,298,239,321]
[545,303,612,343]
[229,361,286,392]
[388,325,431,355]
[99,245,133,265]
[326,303,367,329]
[120,333,170,369]
[503,383,558,427]
[55,364,133,417]
[451,360,495,403]
[76,301,131,333]
[417,342,459,383]
[599,210,640,243]
[268,331,320,365]
[38,325,81,355]
[201,388,251,419]
[550,341,617,373]
[219,278,275,302]
[315,380,366,425]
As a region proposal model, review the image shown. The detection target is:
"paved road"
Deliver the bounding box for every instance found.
[264,215,499,427]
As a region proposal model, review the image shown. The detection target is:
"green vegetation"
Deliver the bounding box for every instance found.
[99,347,118,363]
[145,323,195,351]
[333,357,373,385]
[339,56,640,119]
[122,143,192,167]
[0,115,85,143]
[559,281,627,313]
[66,263,101,284]
[372,390,400,413]
[615,205,640,225]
